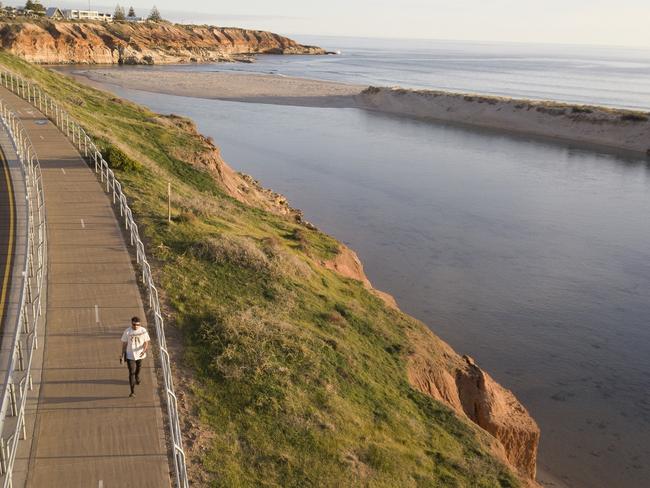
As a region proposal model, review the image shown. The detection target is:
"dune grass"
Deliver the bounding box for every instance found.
[0,51,520,487]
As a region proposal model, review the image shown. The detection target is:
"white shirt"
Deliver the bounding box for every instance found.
[121,326,151,360]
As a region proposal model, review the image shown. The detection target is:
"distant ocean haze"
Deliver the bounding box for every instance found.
[130,37,650,111]
[66,38,650,488]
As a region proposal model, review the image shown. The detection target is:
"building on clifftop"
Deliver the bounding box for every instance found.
[62,9,114,22]
[46,7,65,20]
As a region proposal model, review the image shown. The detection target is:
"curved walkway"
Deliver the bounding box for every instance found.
[0,149,14,332]
[0,87,171,487]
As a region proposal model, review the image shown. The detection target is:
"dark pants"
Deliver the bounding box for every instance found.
[126,358,142,393]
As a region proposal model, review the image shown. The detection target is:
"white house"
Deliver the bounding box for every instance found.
[62,9,113,22]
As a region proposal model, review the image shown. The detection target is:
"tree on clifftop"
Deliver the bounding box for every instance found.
[114,4,126,20]
[25,0,45,13]
[147,5,162,21]
[128,6,135,17]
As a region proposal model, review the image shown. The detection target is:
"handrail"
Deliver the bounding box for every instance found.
[0,68,189,487]
[0,99,46,488]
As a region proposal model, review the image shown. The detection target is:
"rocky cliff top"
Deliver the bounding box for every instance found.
[0,20,326,64]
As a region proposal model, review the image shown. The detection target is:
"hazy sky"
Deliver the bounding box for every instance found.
[24,1,650,47]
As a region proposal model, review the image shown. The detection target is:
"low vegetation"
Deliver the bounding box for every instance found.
[0,51,520,487]
[620,113,649,122]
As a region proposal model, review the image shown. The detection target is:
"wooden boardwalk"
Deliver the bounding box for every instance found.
[0,87,171,487]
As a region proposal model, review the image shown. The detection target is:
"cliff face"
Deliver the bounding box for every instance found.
[407,330,541,483]
[358,87,650,156]
[0,21,325,64]
[304,224,539,482]
[199,139,541,483]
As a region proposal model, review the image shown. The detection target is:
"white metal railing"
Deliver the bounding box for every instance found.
[0,100,46,488]
[0,68,189,488]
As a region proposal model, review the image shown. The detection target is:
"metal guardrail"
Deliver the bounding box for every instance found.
[0,99,46,488]
[0,68,189,488]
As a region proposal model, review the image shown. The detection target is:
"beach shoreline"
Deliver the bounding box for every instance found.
[68,68,650,156]
[74,69,364,108]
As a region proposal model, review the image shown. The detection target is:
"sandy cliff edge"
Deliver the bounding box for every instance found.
[320,243,540,482]
[407,332,541,484]
[358,86,650,156]
[317,239,540,483]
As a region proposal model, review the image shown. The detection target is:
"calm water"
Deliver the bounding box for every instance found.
[67,41,650,487]
[122,37,650,110]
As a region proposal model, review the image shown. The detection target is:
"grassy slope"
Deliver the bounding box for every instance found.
[0,51,520,487]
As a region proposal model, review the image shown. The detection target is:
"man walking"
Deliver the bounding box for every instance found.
[120,316,151,397]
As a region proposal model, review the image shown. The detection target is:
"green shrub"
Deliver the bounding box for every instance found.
[102,144,141,172]
[191,235,270,271]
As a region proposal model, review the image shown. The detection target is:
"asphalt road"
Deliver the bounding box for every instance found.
[0,149,14,332]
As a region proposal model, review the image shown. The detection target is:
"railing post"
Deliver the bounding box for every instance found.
[8,383,16,417]
[16,343,24,372]
[20,416,26,441]
[0,437,6,476]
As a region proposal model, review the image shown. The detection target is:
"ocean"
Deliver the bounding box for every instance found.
[67,38,650,488]
[133,36,650,111]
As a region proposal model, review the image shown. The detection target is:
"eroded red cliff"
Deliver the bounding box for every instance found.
[0,20,325,64]
[407,330,540,483]
[315,224,540,482]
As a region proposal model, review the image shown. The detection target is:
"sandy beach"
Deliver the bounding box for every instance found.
[76,69,365,108]
[71,68,650,156]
